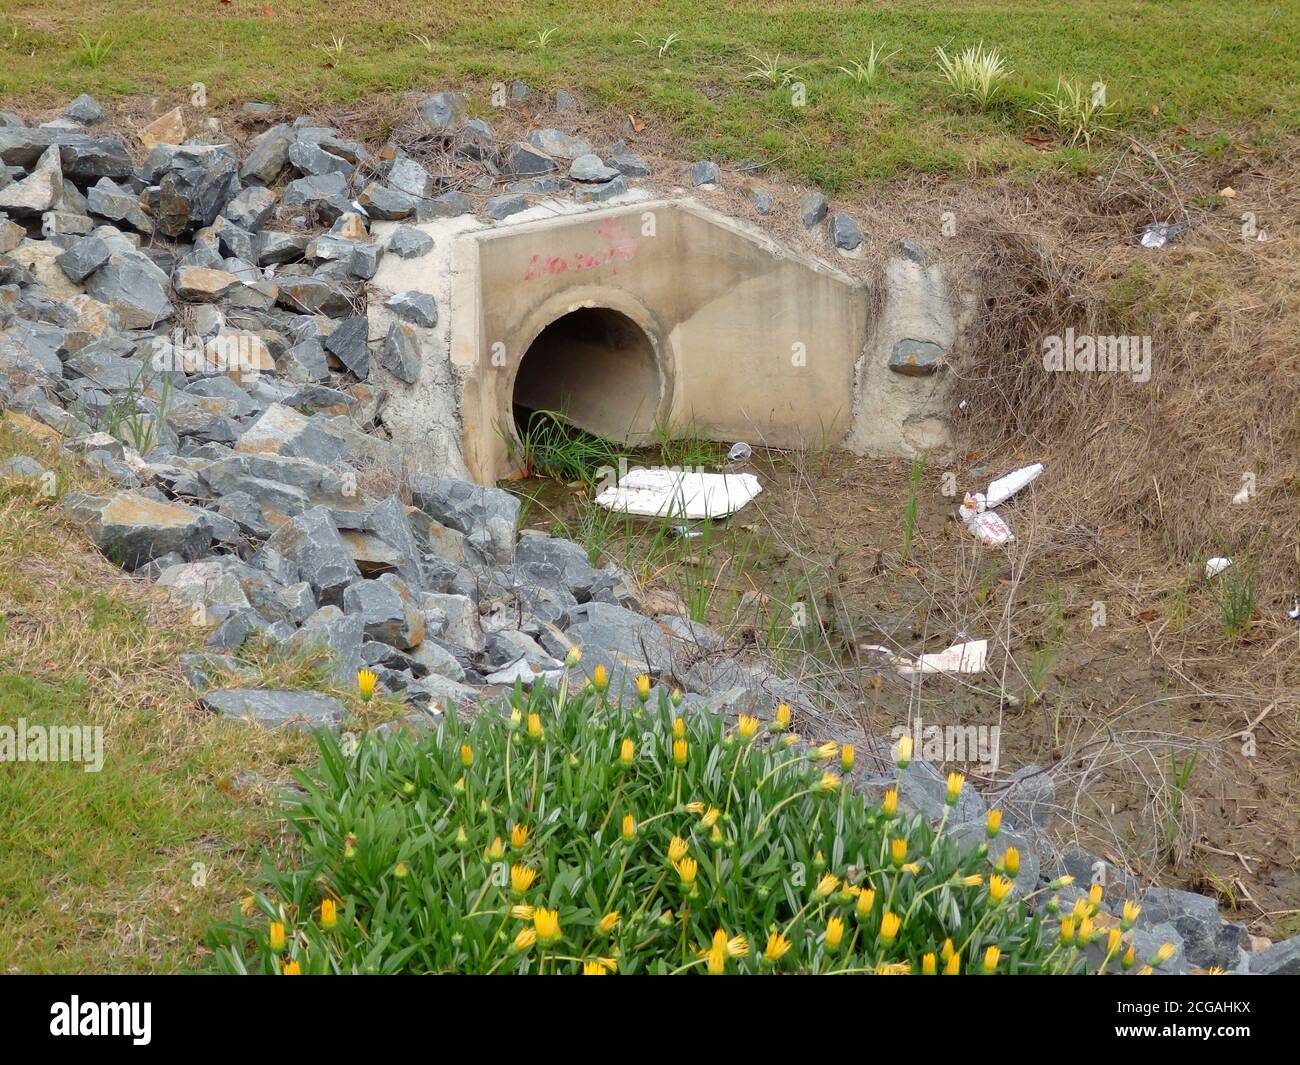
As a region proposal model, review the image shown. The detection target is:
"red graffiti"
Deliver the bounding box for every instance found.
[522,217,640,280]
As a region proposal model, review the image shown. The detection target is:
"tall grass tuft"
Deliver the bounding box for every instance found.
[934,43,1009,109]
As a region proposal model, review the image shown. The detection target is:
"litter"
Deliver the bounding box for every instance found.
[986,463,1045,508]
[484,657,562,687]
[727,441,753,463]
[1140,221,1185,249]
[860,638,989,676]
[594,468,761,520]
[966,510,1016,546]
[956,463,1042,546]
[1205,557,1233,579]
[1288,596,1299,621]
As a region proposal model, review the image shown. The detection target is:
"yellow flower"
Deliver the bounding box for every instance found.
[1001,847,1020,877]
[685,801,705,814]
[269,921,286,952]
[986,808,1002,838]
[672,716,685,739]
[635,674,651,702]
[512,927,537,953]
[891,838,908,867]
[825,915,845,951]
[1121,944,1136,970]
[815,872,840,898]
[941,938,955,962]
[484,836,504,860]
[922,952,937,975]
[1106,928,1123,956]
[511,824,529,849]
[726,934,749,958]
[459,744,473,766]
[621,814,637,842]
[945,772,965,805]
[882,788,898,817]
[1059,917,1076,944]
[526,712,543,739]
[988,875,1014,903]
[675,857,698,887]
[1078,916,1095,945]
[564,645,583,668]
[763,931,792,964]
[982,944,1000,973]
[593,664,609,692]
[598,911,621,934]
[582,960,607,975]
[1053,874,1075,889]
[700,806,721,829]
[673,738,688,766]
[876,961,913,975]
[1121,900,1141,930]
[533,908,562,945]
[320,899,337,931]
[510,904,535,920]
[840,743,855,771]
[813,740,839,761]
[393,861,408,878]
[597,956,619,973]
[705,944,726,975]
[879,912,901,941]
[1071,897,1089,921]
[820,771,841,792]
[282,960,301,975]
[943,952,961,975]
[856,887,876,919]
[619,738,635,765]
[668,836,689,863]
[1154,942,1176,965]
[357,669,378,700]
[510,863,538,894]
[671,688,683,706]
[1088,883,1104,911]
[738,714,759,739]
[900,862,920,875]
[895,735,913,766]
[961,874,983,887]
[773,703,792,730]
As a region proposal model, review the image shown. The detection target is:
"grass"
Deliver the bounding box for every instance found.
[933,43,1010,110]
[0,2,1295,187]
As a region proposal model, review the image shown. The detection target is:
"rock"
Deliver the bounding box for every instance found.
[282,172,352,221]
[388,225,433,259]
[485,194,528,221]
[356,183,418,221]
[386,290,437,328]
[570,154,619,182]
[409,475,519,564]
[500,143,556,178]
[343,573,424,650]
[609,153,650,177]
[276,276,353,317]
[288,139,354,179]
[40,210,93,237]
[261,505,360,605]
[1137,887,1249,970]
[200,688,348,733]
[0,129,131,180]
[241,125,294,185]
[154,153,240,237]
[178,651,259,693]
[0,216,23,253]
[514,533,603,599]
[799,190,828,228]
[995,765,1055,828]
[323,315,370,378]
[689,160,720,187]
[256,230,309,265]
[381,321,421,384]
[173,264,238,302]
[0,144,62,216]
[456,119,495,162]
[65,95,107,126]
[418,92,466,131]
[418,190,473,219]
[56,236,111,283]
[64,490,210,570]
[898,238,928,264]
[138,107,186,150]
[386,157,435,199]
[573,176,627,204]
[235,403,349,464]
[888,338,947,377]
[222,186,277,232]
[1250,936,1300,975]
[279,338,331,383]
[527,128,592,160]
[286,605,365,681]
[0,455,45,481]
[830,212,861,250]
[87,177,152,233]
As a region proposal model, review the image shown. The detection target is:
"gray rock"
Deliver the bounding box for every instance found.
[343,573,424,650]
[500,143,556,178]
[570,154,618,182]
[456,119,495,162]
[417,190,472,220]
[240,124,294,185]
[417,92,466,131]
[888,338,947,377]
[63,490,210,570]
[65,95,107,126]
[751,189,773,214]
[262,505,360,605]
[950,823,1038,896]
[356,183,417,221]
[799,190,828,228]
[56,236,111,283]
[409,475,519,564]
[996,765,1056,828]
[256,230,309,265]
[286,606,365,681]
[689,160,720,186]
[84,251,173,328]
[609,153,650,178]
[288,140,354,180]
[572,176,628,204]
[1249,936,1300,975]
[380,321,421,384]
[829,212,861,250]
[0,144,62,216]
[514,533,603,599]
[200,688,348,733]
[222,186,277,232]
[555,90,579,111]
[527,128,592,160]
[386,157,434,199]
[485,194,528,221]
[282,172,351,221]
[0,129,131,180]
[153,152,239,237]
[235,402,349,465]
[388,225,433,259]
[898,238,928,264]
[0,454,45,480]
[1137,886,1249,970]
[276,276,353,317]
[323,315,369,378]
[385,289,437,328]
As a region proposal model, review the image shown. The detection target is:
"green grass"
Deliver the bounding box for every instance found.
[1,2,1295,186]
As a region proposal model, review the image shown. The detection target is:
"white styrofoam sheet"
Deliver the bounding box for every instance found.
[594,469,761,519]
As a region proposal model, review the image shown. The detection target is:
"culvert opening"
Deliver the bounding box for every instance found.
[512,307,661,446]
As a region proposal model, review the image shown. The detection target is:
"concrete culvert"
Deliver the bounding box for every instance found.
[511,307,662,443]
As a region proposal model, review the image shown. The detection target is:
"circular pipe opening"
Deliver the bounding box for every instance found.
[512,307,662,443]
